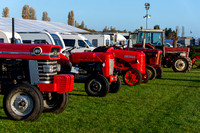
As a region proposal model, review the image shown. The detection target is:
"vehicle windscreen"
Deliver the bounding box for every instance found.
[51,34,63,48]
[85,40,94,47]
[78,40,88,48]
[63,39,75,47]
[137,32,163,46]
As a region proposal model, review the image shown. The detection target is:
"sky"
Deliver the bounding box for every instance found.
[0,0,200,38]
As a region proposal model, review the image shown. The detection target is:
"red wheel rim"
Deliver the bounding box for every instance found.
[124,70,139,85]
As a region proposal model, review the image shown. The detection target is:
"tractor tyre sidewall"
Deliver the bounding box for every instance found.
[109,76,121,93]
[43,93,69,114]
[145,65,157,80]
[85,74,110,97]
[156,67,163,78]
[172,56,192,73]
[3,84,43,121]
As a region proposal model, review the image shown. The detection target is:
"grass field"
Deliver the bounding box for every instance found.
[0,67,199,132]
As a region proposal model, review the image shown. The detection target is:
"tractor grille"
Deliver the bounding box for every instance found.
[109,59,114,75]
[38,60,57,83]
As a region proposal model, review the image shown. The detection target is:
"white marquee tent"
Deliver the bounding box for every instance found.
[0,17,88,33]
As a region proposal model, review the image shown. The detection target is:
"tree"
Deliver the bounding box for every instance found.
[103,26,109,32]
[2,7,9,17]
[154,25,160,29]
[22,5,30,19]
[30,7,36,20]
[75,21,79,27]
[80,21,85,29]
[42,11,50,21]
[68,10,75,26]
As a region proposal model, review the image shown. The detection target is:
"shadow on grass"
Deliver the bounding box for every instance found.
[71,89,85,92]
[69,93,87,97]
[155,83,199,88]
[0,116,8,120]
[160,78,200,82]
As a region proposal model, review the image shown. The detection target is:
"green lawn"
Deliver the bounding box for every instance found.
[0,68,200,132]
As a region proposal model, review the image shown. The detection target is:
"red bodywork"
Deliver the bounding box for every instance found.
[106,47,146,75]
[0,43,74,94]
[127,47,162,68]
[0,43,61,60]
[68,52,117,83]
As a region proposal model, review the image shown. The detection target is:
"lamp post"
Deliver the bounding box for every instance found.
[144,3,150,29]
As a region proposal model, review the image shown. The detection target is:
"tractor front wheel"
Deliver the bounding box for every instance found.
[3,84,43,121]
[43,92,69,114]
[85,74,110,97]
[109,76,121,93]
[145,65,156,80]
[123,68,142,86]
[156,67,163,78]
[172,56,192,72]
[142,68,150,83]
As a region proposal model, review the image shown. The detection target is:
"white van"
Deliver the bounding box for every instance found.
[111,33,127,46]
[83,34,110,47]
[0,30,22,43]
[18,32,66,53]
[60,33,95,53]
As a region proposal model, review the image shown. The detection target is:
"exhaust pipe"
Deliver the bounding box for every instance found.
[11,18,15,44]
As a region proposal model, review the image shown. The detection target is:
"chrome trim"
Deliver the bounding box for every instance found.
[0,51,50,56]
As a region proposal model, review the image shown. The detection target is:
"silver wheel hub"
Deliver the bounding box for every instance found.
[10,92,34,116]
[175,59,186,71]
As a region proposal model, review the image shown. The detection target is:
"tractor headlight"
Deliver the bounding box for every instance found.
[135,59,139,63]
[102,63,105,67]
[109,59,114,75]
[43,65,54,73]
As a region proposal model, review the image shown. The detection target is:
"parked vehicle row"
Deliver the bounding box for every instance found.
[1,20,199,122]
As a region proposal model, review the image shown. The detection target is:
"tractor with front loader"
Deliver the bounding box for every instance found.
[0,43,74,121]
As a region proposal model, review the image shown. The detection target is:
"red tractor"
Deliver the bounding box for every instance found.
[132,29,192,73]
[92,46,149,86]
[0,43,74,121]
[126,48,163,80]
[59,50,121,97]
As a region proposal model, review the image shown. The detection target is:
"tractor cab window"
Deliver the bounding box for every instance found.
[137,32,163,46]
[78,40,88,48]
[137,32,151,44]
[63,39,75,47]
[51,34,63,48]
[151,32,162,46]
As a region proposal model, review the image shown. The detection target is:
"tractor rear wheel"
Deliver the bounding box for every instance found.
[142,68,150,83]
[145,65,157,80]
[43,92,69,114]
[109,76,121,93]
[172,56,192,72]
[85,74,109,97]
[3,84,43,121]
[123,68,142,86]
[156,67,163,78]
